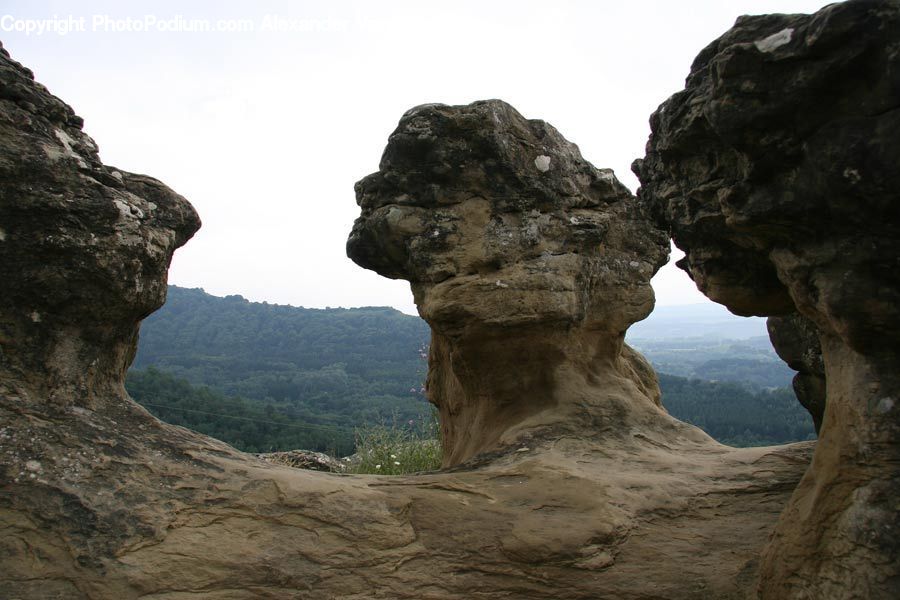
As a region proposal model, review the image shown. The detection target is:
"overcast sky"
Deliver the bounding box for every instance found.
[2,0,830,315]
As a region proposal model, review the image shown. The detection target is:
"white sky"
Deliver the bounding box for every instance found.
[2,0,830,315]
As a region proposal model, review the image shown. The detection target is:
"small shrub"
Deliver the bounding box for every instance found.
[348,411,441,475]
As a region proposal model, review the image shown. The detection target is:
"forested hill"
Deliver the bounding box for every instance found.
[129,286,814,453]
[136,286,430,381]
[132,286,432,449]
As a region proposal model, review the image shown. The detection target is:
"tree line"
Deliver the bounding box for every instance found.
[128,286,815,454]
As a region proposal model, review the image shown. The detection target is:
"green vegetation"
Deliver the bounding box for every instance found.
[133,286,432,446]
[659,373,815,446]
[126,366,815,455]
[126,367,442,468]
[347,413,442,474]
[126,367,356,454]
[629,337,795,389]
[128,286,815,457]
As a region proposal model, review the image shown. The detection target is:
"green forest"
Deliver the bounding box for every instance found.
[128,286,816,455]
[126,367,358,454]
[628,337,796,389]
[657,373,814,446]
[133,286,432,428]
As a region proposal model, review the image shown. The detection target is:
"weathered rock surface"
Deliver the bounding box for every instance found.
[0,43,813,599]
[257,449,347,472]
[634,1,900,596]
[348,100,671,466]
[767,314,826,432]
[0,43,200,415]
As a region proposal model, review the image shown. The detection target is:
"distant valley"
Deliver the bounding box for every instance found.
[128,287,814,453]
[627,303,795,389]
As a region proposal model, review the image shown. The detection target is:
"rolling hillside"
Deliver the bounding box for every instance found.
[128,287,814,452]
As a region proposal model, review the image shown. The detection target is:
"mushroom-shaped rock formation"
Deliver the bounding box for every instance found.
[1,43,814,599]
[0,44,200,412]
[348,100,671,466]
[634,1,900,596]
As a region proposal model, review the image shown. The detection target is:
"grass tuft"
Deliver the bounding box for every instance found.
[347,411,442,475]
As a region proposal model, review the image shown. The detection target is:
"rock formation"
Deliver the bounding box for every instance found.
[0,41,815,598]
[347,100,671,466]
[767,315,826,433]
[257,449,347,472]
[0,46,200,414]
[634,0,900,596]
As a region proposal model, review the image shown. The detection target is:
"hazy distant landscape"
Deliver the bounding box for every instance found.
[628,303,770,340]
[627,304,795,389]
[127,287,815,453]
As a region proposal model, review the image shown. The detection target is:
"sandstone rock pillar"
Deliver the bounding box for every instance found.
[348,100,670,466]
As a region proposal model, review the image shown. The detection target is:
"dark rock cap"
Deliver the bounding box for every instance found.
[0,41,200,407]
